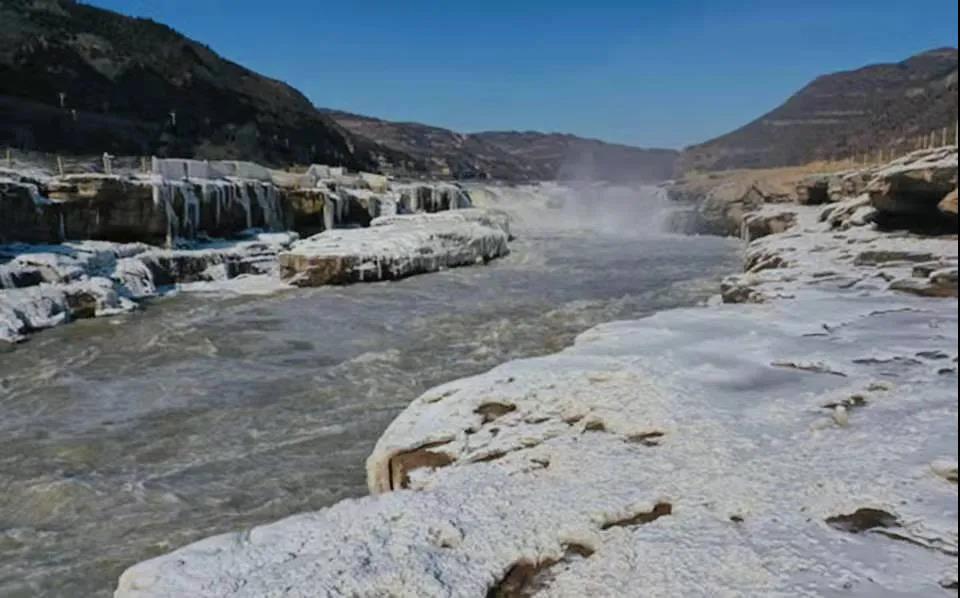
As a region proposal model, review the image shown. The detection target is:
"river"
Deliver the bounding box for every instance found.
[0,195,741,596]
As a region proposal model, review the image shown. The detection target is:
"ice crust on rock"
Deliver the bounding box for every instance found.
[1,233,297,343]
[721,201,957,304]
[279,209,510,287]
[116,194,958,596]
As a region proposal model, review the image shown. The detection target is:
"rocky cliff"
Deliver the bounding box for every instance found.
[682,48,958,171]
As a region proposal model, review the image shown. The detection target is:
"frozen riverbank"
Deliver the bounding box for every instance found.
[1,209,510,344]
[116,161,957,596]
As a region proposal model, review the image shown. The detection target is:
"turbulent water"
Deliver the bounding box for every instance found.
[0,196,741,596]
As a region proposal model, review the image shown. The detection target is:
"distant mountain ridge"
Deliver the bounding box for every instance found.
[682,48,959,171]
[322,109,679,182]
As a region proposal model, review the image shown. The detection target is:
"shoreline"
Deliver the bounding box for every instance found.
[113,151,958,595]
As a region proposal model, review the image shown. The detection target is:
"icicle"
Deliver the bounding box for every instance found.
[152,181,180,248]
[323,194,335,230]
[203,182,219,227]
[180,184,200,239]
[236,183,252,229]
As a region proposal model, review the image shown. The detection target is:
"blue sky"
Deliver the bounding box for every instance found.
[90,0,958,149]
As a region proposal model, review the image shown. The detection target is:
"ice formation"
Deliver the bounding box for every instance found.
[279,209,510,286]
[0,233,298,343]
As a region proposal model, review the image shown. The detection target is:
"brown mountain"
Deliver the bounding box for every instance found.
[682,48,959,172]
[0,0,410,170]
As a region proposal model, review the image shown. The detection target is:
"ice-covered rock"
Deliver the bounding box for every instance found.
[1,233,298,343]
[371,207,511,237]
[279,210,509,287]
[395,182,471,214]
[721,203,958,304]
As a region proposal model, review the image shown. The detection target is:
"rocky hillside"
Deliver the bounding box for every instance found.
[325,111,679,182]
[0,0,411,170]
[320,110,541,180]
[682,48,958,171]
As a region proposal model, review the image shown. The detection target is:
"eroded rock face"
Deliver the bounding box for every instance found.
[867,148,959,233]
[1,173,290,245]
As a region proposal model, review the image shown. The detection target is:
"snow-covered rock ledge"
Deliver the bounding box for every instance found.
[1,232,297,344]
[115,211,957,594]
[278,209,510,287]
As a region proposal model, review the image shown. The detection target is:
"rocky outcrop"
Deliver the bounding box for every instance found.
[867,147,958,232]
[720,201,958,304]
[741,208,797,241]
[665,166,815,235]
[279,210,509,287]
[668,147,959,237]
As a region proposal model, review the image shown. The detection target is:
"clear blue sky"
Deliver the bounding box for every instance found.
[89,0,958,149]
